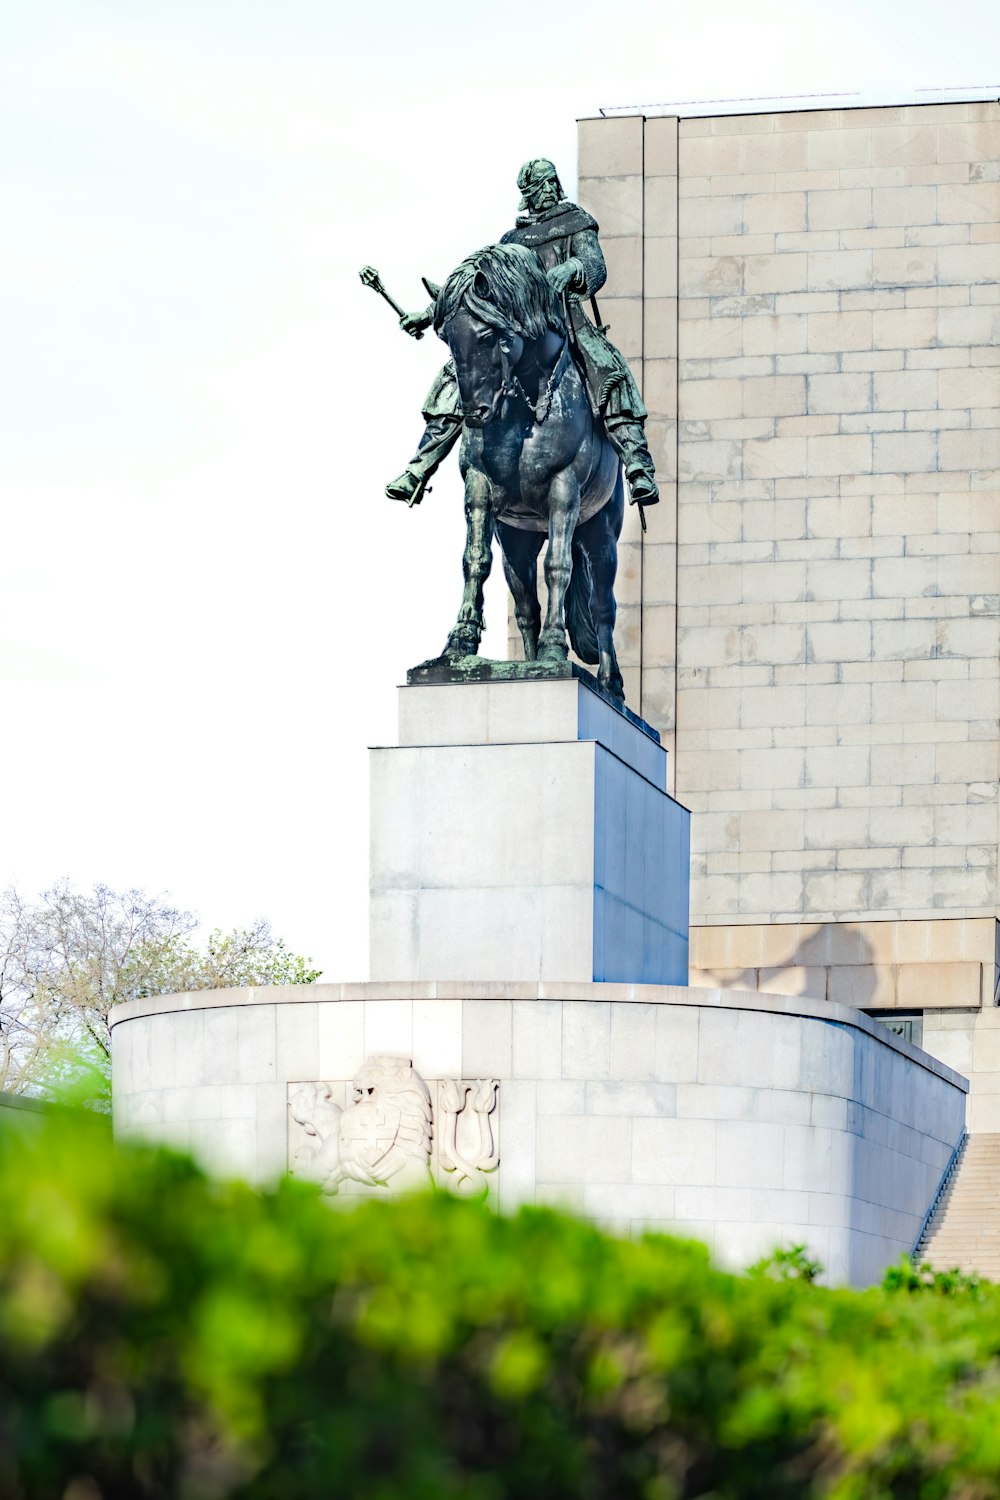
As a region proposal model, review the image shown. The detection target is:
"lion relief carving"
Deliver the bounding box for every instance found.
[289,1056,499,1196]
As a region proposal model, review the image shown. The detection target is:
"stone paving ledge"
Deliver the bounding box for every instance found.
[110,981,968,1090]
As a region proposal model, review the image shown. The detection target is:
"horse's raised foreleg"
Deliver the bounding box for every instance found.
[443,469,493,658]
[537,470,581,662]
[496,520,543,660]
[584,471,625,701]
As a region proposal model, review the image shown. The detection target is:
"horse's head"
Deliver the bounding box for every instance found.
[443,294,521,428]
[434,244,563,428]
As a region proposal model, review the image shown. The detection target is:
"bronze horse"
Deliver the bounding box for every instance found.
[431,242,625,702]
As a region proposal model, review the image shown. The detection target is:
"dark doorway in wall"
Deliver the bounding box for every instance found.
[869,1012,923,1049]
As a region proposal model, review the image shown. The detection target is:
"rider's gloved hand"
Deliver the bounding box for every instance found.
[547,258,585,296]
[400,309,433,337]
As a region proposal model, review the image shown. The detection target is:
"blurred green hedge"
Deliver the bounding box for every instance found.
[2,1114,1000,1499]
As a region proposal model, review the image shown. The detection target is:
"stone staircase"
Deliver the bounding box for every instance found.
[918,1135,1000,1280]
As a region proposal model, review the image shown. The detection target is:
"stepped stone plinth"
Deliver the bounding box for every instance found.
[369,673,690,986]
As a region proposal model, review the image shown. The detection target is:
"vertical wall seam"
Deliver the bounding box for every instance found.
[673,115,680,787]
[639,114,646,720]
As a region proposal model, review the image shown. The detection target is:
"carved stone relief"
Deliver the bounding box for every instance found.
[288,1055,499,1196]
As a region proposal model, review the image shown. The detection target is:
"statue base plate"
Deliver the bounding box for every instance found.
[406,655,660,743]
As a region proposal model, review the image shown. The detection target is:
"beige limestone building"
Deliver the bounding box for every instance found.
[560,99,999,1124]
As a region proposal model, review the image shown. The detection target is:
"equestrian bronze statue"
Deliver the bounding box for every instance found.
[436,242,626,699]
[381,159,658,513]
[361,159,658,705]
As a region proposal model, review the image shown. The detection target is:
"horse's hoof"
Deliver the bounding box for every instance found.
[537,630,568,663]
[410,649,476,674]
[445,628,481,658]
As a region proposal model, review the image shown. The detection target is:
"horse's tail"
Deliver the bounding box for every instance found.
[566,540,599,665]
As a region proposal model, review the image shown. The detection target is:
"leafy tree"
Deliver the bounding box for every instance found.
[0,887,49,1096]
[188,920,323,991]
[2,1112,1000,1500]
[0,880,320,1100]
[748,1243,824,1283]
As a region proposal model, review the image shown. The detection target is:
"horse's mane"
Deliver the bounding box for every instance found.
[433,242,564,340]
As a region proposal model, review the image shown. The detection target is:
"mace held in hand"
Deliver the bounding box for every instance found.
[359,265,426,338]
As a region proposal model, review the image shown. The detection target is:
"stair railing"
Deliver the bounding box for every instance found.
[912,1131,968,1261]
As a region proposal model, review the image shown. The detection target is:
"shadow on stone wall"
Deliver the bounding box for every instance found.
[688,921,879,1011]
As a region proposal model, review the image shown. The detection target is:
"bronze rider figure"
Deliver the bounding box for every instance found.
[385,158,659,514]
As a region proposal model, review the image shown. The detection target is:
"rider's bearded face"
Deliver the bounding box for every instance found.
[524,168,560,214]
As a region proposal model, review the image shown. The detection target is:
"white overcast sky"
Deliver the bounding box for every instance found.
[2,0,997,976]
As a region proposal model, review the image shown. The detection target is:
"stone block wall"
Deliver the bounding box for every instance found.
[689,915,997,1009]
[575,101,999,1027]
[0,1093,48,1134]
[572,114,681,731]
[925,1005,1000,1132]
[110,983,968,1286]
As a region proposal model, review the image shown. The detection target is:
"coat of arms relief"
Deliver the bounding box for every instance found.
[288,1055,499,1196]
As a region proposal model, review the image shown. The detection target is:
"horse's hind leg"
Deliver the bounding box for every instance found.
[443,469,493,657]
[578,472,625,701]
[496,521,543,660]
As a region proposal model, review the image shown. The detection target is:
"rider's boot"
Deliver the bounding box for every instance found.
[605,417,660,507]
[385,414,462,506]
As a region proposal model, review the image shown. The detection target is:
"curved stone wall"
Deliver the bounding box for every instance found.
[110,981,966,1287]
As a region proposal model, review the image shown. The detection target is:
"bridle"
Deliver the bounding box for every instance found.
[447,267,572,426]
[499,332,570,424]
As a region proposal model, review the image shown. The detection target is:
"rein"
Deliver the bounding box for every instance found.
[501,336,570,424]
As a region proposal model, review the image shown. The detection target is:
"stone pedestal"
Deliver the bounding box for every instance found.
[368,672,690,986]
[107,665,971,1289]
